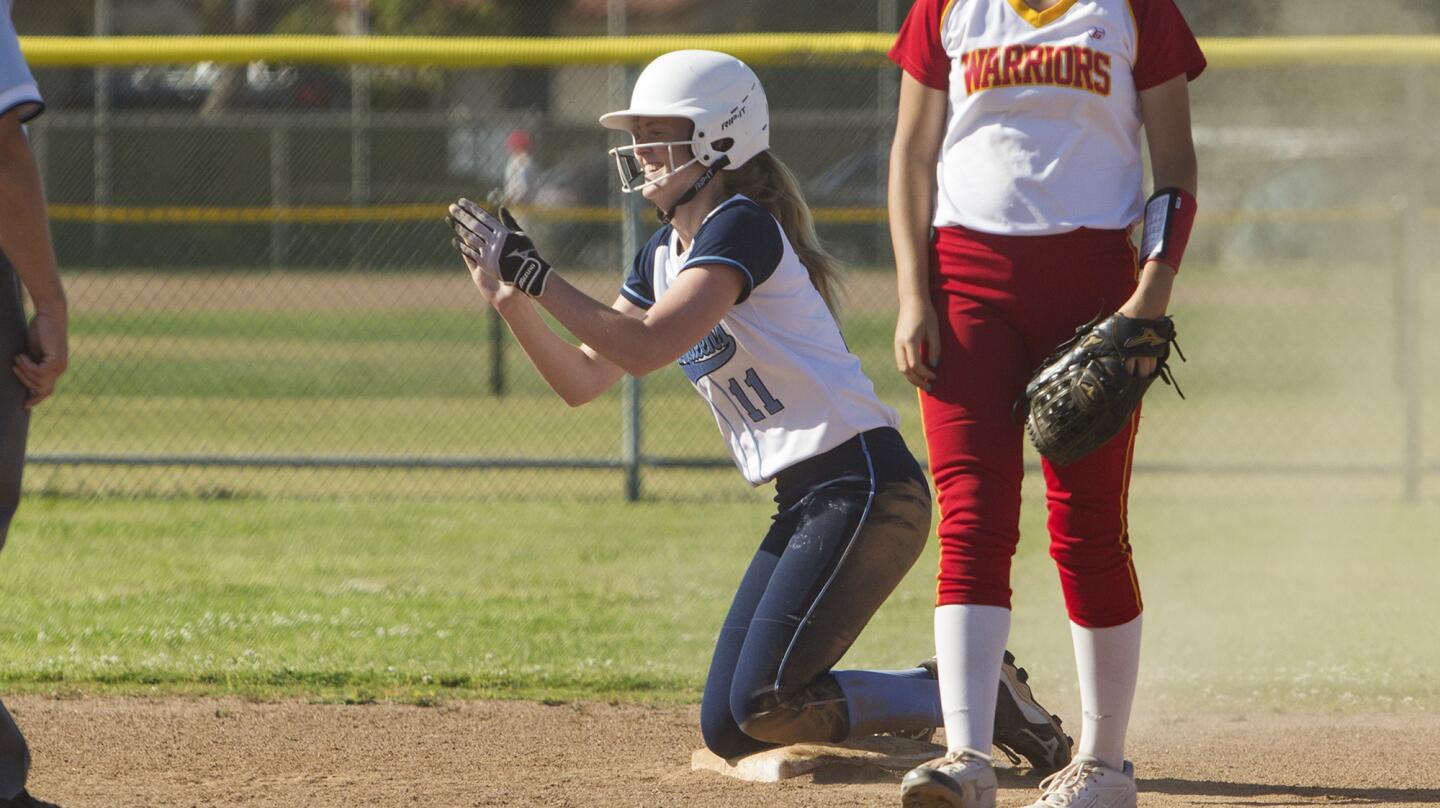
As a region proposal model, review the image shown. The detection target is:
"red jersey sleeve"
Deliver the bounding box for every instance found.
[889,0,951,91]
[1131,0,1207,91]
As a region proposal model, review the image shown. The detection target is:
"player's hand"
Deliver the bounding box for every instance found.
[1114,299,1160,378]
[1122,352,1158,379]
[894,296,940,391]
[455,240,524,311]
[13,308,68,409]
[1117,262,1173,378]
[448,198,553,297]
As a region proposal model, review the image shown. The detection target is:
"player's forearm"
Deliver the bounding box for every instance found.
[536,276,678,377]
[1132,153,1187,313]
[1144,133,1198,281]
[1122,262,1175,319]
[888,148,935,306]
[493,296,623,407]
[1139,75,1198,282]
[0,122,66,314]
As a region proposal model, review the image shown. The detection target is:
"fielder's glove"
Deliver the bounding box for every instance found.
[1020,313,1184,466]
[448,198,553,297]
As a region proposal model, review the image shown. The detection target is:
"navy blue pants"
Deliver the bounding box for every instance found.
[700,427,937,759]
[0,251,34,798]
[0,253,28,550]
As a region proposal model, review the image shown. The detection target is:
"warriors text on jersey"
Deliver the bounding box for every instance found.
[889,0,1205,235]
[620,195,897,484]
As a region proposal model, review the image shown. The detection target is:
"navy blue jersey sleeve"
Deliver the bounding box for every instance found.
[619,226,669,310]
[681,199,783,305]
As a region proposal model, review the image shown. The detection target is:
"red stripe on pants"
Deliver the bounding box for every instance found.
[922,226,1144,628]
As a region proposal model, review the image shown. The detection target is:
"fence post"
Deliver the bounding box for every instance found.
[93,0,113,267]
[876,0,899,262]
[269,124,290,270]
[622,366,642,502]
[1399,70,1425,502]
[488,307,506,396]
[609,0,643,501]
[350,1,371,269]
[619,188,643,501]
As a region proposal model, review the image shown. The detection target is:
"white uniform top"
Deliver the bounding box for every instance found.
[620,194,898,485]
[890,0,1205,235]
[0,0,43,124]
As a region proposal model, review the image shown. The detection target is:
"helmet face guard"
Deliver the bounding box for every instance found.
[608,139,701,193]
[600,50,770,196]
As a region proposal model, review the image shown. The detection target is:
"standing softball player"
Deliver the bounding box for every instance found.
[0,1,70,806]
[888,1,1204,806]
[448,49,1069,765]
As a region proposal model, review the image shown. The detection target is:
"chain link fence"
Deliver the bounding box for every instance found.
[19,42,1440,502]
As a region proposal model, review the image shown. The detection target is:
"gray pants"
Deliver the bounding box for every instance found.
[0,250,33,799]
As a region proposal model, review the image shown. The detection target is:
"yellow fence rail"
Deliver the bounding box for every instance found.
[19,34,1440,69]
[44,203,875,225]
[46,204,1440,227]
[46,203,610,225]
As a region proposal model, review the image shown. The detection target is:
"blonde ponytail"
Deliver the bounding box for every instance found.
[724,151,845,315]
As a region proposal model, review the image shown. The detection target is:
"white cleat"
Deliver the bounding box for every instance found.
[1027,755,1137,808]
[900,748,998,808]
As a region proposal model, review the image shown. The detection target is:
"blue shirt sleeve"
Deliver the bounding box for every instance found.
[681,199,783,305]
[619,226,669,310]
[0,6,43,123]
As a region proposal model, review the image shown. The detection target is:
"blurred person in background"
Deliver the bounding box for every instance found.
[888,0,1204,806]
[503,127,538,204]
[0,1,70,806]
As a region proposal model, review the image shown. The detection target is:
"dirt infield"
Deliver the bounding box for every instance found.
[8,697,1439,807]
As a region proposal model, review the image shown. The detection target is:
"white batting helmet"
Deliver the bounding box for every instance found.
[599,49,770,193]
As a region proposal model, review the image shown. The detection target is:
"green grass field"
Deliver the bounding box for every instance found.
[2,482,1436,712]
[2,260,1437,711]
[26,261,1440,497]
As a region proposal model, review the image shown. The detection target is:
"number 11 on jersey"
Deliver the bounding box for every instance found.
[726,368,785,422]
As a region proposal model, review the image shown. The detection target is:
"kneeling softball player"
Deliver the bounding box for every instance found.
[448,49,1069,765]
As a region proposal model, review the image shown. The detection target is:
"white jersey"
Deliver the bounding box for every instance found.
[620,194,898,485]
[0,0,44,124]
[890,0,1205,235]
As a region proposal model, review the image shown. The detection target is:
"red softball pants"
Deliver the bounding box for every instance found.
[921,225,1144,628]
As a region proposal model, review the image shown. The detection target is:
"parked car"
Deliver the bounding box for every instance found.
[805,147,886,207]
[528,151,621,270]
[112,62,346,110]
[802,148,890,266]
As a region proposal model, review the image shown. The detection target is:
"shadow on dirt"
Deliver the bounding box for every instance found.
[1143,778,1440,804]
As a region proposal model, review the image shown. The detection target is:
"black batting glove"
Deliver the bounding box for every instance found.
[448,198,553,297]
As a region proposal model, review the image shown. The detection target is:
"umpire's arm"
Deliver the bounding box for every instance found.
[0,110,67,408]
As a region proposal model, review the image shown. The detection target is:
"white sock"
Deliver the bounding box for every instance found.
[934,603,1011,756]
[1070,614,1142,770]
